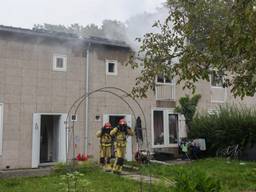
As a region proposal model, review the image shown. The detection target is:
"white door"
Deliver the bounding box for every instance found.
[32,113,41,168]
[124,115,132,161]
[32,113,67,168]
[58,114,67,162]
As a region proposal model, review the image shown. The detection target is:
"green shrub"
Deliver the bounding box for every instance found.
[189,105,256,155]
[175,94,201,130]
[59,171,91,192]
[173,167,221,192]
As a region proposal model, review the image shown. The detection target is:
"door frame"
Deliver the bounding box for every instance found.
[151,107,181,148]
[32,113,67,168]
[102,114,133,161]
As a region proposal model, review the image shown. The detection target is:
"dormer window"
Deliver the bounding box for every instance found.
[53,54,67,72]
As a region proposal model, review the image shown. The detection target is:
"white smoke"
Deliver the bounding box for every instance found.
[125,6,169,51]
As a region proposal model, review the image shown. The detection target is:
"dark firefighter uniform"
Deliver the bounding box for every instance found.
[110,119,133,173]
[96,122,113,171]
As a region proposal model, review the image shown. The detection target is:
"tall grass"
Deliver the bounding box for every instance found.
[189,105,256,154]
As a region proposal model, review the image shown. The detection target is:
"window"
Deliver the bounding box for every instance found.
[53,54,67,72]
[156,74,174,84]
[0,104,3,156]
[106,60,118,75]
[168,114,178,143]
[153,111,164,145]
[71,114,77,121]
[152,109,178,147]
[211,71,223,87]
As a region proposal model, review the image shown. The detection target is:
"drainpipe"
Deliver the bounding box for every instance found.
[85,42,91,155]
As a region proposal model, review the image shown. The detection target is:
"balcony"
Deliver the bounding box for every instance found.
[155,84,176,101]
[211,87,227,103]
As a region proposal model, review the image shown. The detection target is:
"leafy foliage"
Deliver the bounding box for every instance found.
[139,159,256,191]
[189,105,256,154]
[175,94,201,129]
[59,171,91,192]
[33,20,127,41]
[173,167,221,192]
[128,0,256,98]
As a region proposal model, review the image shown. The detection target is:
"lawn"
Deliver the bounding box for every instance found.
[0,164,168,192]
[140,158,256,192]
[0,159,255,192]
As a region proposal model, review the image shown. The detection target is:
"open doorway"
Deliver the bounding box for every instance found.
[40,115,60,163]
[32,113,67,168]
[103,114,133,161]
[109,115,125,128]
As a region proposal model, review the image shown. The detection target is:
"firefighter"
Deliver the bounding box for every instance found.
[110,118,133,174]
[96,122,113,171]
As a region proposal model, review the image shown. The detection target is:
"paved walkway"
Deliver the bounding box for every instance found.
[0,167,53,179]
[121,171,174,187]
[119,159,191,186]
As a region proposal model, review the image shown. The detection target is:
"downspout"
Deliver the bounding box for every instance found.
[85,42,91,155]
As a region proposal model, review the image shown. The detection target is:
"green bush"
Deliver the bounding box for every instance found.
[189,105,256,155]
[175,94,201,130]
[173,167,221,192]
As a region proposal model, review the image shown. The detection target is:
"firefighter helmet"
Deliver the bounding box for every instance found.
[104,122,112,129]
[119,119,127,125]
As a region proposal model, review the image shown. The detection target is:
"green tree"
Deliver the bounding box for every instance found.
[175,94,201,130]
[128,0,256,98]
[33,20,128,41]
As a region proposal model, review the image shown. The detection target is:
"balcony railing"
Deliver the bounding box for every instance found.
[155,84,176,101]
[211,87,227,103]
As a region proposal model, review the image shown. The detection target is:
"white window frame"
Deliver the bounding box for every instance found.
[106,60,118,76]
[210,70,227,103]
[0,103,3,156]
[210,71,224,88]
[53,54,67,72]
[151,108,179,148]
[155,75,175,85]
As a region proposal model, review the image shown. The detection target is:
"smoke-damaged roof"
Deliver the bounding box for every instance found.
[0,25,130,49]
[86,36,129,48]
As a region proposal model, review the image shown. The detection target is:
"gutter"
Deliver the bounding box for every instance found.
[85,43,91,155]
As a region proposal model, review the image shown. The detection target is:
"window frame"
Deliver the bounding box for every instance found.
[106,60,118,76]
[210,71,224,88]
[155,75,175,85]
[151,108,179,148]
[53,54,67,72]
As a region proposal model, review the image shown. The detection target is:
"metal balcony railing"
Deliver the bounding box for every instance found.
[155,84,176,101]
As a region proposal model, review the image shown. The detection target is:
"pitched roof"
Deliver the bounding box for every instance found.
[0,25,130,49]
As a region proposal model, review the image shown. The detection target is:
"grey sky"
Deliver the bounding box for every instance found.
[0,0,166,29]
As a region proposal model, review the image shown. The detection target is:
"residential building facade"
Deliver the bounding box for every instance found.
[0,25,255,169]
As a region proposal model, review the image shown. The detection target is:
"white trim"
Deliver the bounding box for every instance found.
[106,60,118,76]
[53,54,67,72]
[0,103,3,156]
[155,76,175,85]
[210,86,227,103]
[210,71,224,88]
[151,108,179,148]
[32,113,67,168]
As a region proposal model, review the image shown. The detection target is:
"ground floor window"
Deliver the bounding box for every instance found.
[0,104,3,155]
[152,109,178,147]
